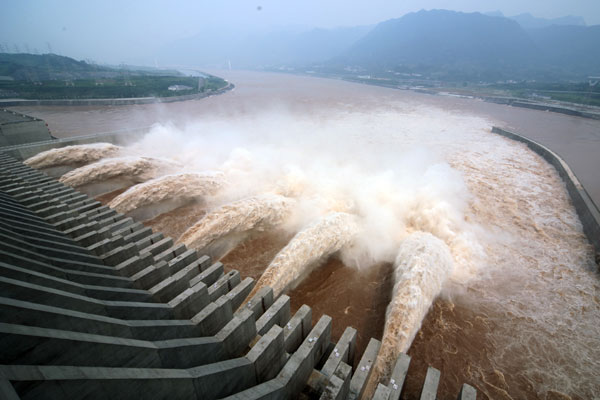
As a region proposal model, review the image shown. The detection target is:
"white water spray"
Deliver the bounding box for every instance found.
[250,212,360,298]
[178,193,295,257]
[59,156,180,195]
[108,172,225,220]
[24,143,123,177]
[371,232,454,384]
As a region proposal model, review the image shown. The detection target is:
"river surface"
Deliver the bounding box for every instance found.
[13,71,600,399]
[12,71,600,207]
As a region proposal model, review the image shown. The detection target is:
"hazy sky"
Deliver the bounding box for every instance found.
[2,0,599,65]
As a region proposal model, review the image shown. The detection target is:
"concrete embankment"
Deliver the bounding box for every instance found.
[492,127,600,257]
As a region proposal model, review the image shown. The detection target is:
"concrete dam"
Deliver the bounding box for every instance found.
[0,143,477,399]
[2,70,599,399]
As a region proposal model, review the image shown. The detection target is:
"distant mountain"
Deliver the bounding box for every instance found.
[484,11,504,18]
[158,9,597,81]
[0,53,109,81]
[529,25,600,76]
[509,13,586,29]
[334,10,538,79]
[158,25,372,69]
[328,9,598,81]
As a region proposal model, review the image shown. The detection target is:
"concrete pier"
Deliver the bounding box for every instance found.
[0,148,477,399]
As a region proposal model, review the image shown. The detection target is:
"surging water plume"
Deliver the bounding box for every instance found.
[250,212,360,298]
[59,156,180,196]
[108,172,226,220]
[370,232,454,386]
[178,193,295,258]
[24,143,122,169]
[24,143,123,177]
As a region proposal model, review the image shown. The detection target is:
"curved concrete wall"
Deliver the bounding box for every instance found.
[492,127,600,257]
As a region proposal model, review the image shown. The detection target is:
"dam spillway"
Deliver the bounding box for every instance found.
[3,70,599,399]
[0,149,477,399]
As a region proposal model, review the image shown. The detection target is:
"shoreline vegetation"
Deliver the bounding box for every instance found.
[0,81,234,107]
[0,53,229,102]
[0,75,229,101]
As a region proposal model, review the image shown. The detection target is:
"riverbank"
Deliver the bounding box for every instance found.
[333,74,600,120]
[0,82,234,107]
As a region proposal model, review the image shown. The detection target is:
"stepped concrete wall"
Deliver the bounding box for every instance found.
[0,146,476,399]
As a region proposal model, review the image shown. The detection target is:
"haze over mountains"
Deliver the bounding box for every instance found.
[160,25,373,70]
[486,11,586,29]
[160,9,599,81]
[334,11,536,73]
[334,10,600,80]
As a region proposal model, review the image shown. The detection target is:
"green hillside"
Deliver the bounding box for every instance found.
[0,53,227,99]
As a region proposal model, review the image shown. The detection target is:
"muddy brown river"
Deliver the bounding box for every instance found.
[18,70,600,399]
